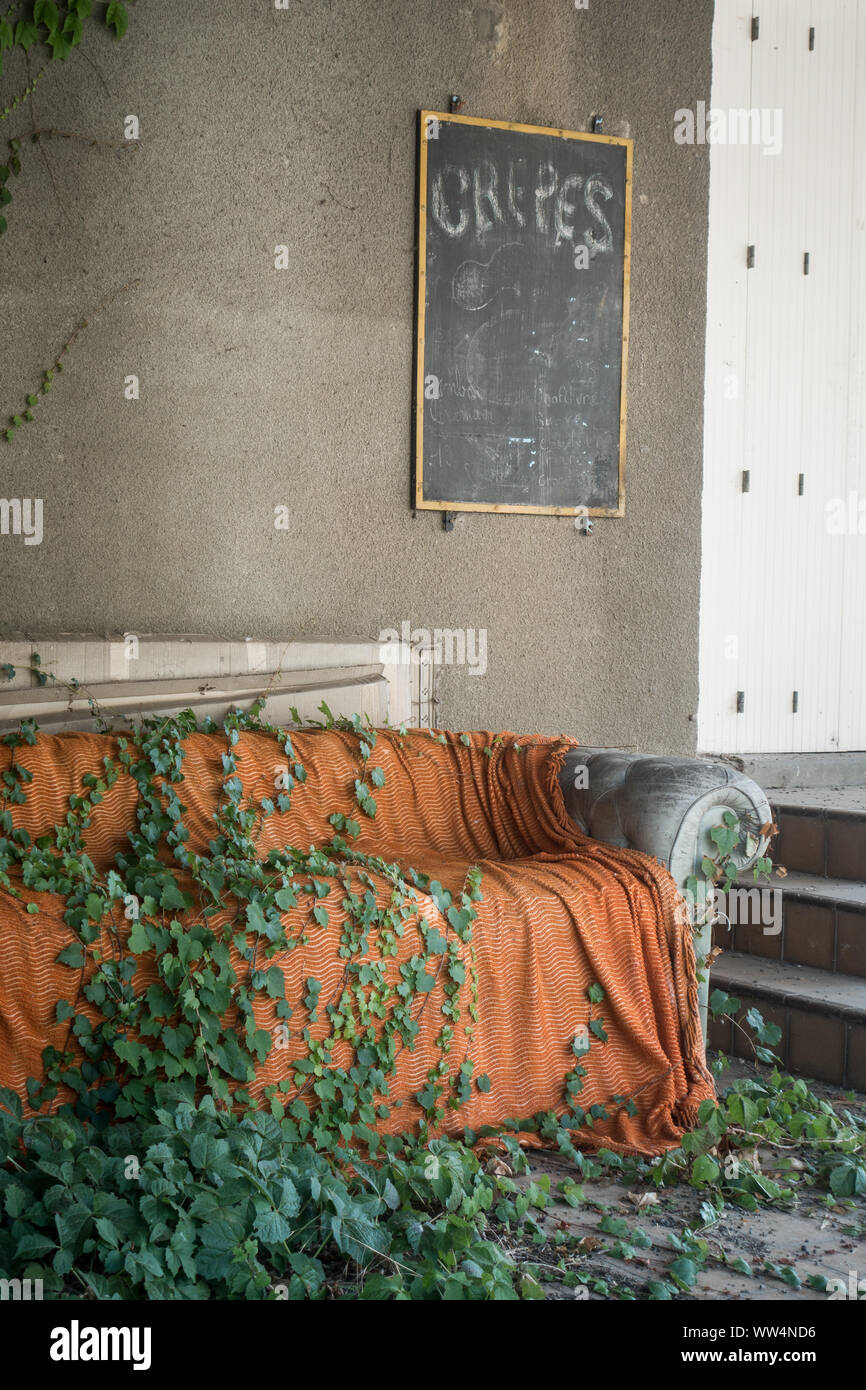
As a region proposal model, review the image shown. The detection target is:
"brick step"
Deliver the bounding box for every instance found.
[771,796,866,882]
[711,870,866,976]
[708,952,866,1089]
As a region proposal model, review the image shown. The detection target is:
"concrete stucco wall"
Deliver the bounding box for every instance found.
[0,0,713,752]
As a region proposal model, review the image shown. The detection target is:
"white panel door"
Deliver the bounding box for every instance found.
[838,0,866,747]
[698,0,866,753]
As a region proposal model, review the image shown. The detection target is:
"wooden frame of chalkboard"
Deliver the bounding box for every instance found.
[415,111,632,517]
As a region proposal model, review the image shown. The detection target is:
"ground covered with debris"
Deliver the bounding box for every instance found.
[507,1059,866,1301]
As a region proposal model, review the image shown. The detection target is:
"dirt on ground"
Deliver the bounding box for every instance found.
[510,1060,866,1301]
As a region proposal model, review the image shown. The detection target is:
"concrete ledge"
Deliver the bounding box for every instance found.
[712,952,866,1021]
[711,751,866,790]
[0,634,418,732]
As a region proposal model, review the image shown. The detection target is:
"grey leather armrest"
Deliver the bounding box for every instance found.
[558,749,773,1036]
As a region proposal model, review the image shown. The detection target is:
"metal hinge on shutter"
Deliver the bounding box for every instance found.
[751,16,760,41]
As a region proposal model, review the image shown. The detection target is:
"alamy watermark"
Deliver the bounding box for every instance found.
[825,492,866,535]
[0,497,42,545]
[674,102,783,157]
[378,622,487,677]
[0,1276,43,1299]
[688,883,782,936]
[49,1321,152,1370]
[826,1270,865,1300]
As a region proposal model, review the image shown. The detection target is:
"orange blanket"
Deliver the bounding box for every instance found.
[0,726,713,1154]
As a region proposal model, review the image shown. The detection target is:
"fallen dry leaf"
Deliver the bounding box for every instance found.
[576,1236,603,1255]
[627,1190,660,1210]
[759,1151,806,1173]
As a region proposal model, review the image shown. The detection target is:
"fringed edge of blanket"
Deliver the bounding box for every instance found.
[542,736,717,1146]
[541,734,585,847]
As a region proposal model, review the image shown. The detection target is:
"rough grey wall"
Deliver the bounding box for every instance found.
[0,0,713,752]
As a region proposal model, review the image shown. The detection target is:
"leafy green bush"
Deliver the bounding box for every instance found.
[0,1082,529,1299]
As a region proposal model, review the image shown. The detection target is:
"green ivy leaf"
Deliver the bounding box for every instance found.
[84,892,105,922]
[34,0,59,33]
[691,1153,720,1187]
[710,824,738,857]
[46,29,71,60]
[57,942,86,968]
[62,12,83,45]
[599,1214,630,1238]
[647,1279,673,1300]
[669,1257,698,1289]
[95,1217,120,1248]
[4,1184,29,1218]
[266,965,285,998]
[744,1007,782,1047]
[161,880,190,911]
[14,19,39,49]
[16,1233,57,1260]
[709,988,740,1018]
[105,1,129,39]
[127,918,151,954]
[424,926,447,955]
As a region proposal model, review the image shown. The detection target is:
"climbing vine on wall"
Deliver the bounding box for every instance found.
[1,1,137,440]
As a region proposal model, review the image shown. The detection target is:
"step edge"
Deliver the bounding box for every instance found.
[710,956,866,1021]
[734,873,866,911]
[770,802,866,824]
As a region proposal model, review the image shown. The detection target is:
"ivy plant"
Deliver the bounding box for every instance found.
[0,692,632,1298]
[0,673,862,1301]
[686,808,777,930]
[2,1,137,439]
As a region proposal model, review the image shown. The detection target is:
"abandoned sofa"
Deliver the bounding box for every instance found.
[0,725,771,1156]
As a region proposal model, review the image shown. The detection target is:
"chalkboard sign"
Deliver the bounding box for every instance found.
[415,112,632,516]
